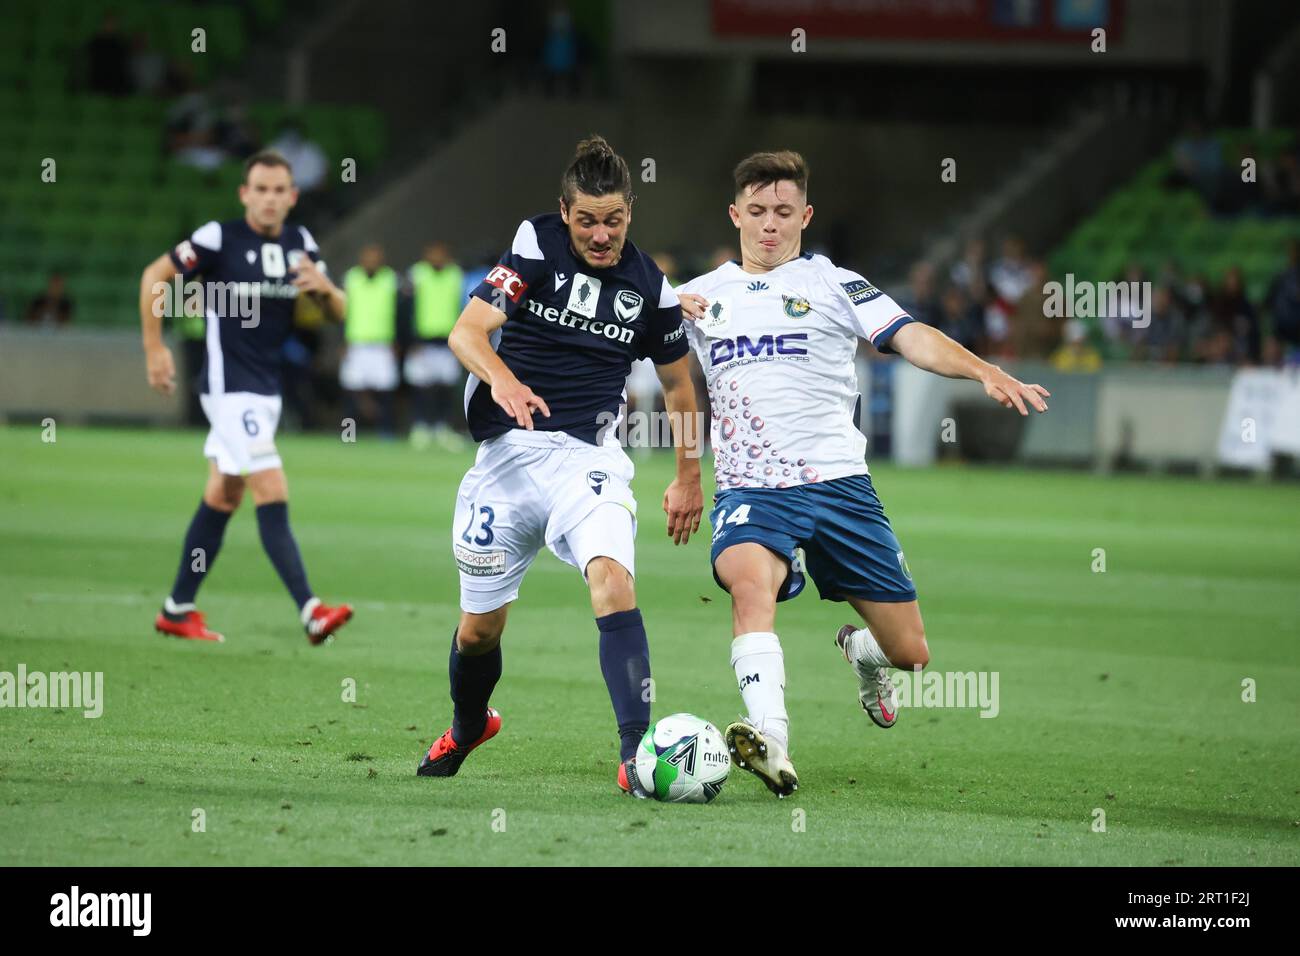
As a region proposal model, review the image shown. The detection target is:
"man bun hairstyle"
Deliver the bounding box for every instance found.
[560,135,634,207]
[733,150,809,199]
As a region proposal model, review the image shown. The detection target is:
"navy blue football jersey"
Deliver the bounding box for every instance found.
[466,212,688,444]
[169,218,324,396]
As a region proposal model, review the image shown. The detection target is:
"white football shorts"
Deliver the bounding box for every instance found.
[200,391,283,476]
[403,342,463,387]
[452,430,638,613]
[339,343,399,391]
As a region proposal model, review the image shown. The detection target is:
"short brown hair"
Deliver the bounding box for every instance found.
[733,150,808,199]
[560,135,633,207]
[242,149,294,184]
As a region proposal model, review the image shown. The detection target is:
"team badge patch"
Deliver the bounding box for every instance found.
[587,470,609,495]
[566,273,601,319]
[698,296,732,337]
[782,294,811,318]
[613,289,643,323]
[897,551,913,581]
[841,279,882,306]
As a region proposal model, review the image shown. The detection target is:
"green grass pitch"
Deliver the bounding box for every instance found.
[1,424,1297,866]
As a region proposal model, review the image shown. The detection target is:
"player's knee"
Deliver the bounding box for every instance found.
[456,617,503,653]
[586,557,635,611]
[205,480,243,512]
[728,576,776,616]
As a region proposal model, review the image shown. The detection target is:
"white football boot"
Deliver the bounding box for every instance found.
[725,719,799,798]
[835,624,899,729]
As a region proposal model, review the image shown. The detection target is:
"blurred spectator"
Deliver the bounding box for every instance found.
[709,246,737,271]
[1050,319,1102,372]
[25,274,74,328]
[268,119,328,193]
[541,6,581,96]
[1141,285,1189,363]
[652,251,679,285]
[897,261,939,327]
[1166,120,1223,202]
[165,72,225,171]
[340,244,399,439]
[949,236,989,303]
[404,242,466,450]
[1007,260,1058,359]
[1267,239,1300,361]
[1209,266,1261,364]
[935,285,983,352]
[87,12,131,96]
[128,31,167,96]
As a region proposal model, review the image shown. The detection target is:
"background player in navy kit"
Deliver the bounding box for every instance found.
[416,137,704,794]
[139,150,355,645]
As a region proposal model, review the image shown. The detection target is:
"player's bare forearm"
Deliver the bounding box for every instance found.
[139,253,177,351]
[655,355,703,544]
[448,298,516,386]
[890,321,990,381]
[890,321,1050,416]
[319,285,346,321]
[655,356,703,481]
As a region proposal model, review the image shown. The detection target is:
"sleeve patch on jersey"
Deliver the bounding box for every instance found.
[485,265,528,303]
[174,240,199,269]
[841,279,882,306]
[663,324,685,345]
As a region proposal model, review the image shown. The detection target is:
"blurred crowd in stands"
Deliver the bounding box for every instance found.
[891,235,1300,372]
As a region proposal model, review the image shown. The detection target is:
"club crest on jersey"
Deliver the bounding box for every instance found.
[782,294,811,318]
[287,250,307,270]
[245,250,257,265]
[566,273,601,319]
[613,289,643,323]
[587,470,609,495]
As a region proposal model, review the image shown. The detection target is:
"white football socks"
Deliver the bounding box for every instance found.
[848,625,894,669]
[731,631,789,749]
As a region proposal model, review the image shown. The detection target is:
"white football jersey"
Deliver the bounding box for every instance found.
[677,253,914,490]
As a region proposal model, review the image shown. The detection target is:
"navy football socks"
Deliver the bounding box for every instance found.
[168,500,233,607]
[597,608,652,762]
[255,501,314,610]
[449,629,502,746]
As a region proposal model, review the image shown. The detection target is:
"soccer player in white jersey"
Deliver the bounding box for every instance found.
[675,151,1049,796]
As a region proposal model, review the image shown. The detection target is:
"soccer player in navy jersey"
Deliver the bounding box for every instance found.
[139,150,355,645]
[415,137,704,794]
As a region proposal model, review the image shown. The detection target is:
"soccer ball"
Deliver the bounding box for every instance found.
[633,713,730,803]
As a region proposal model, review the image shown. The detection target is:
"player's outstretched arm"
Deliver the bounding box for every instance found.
[140,252,180,395]
[654,355,704,545]
[889,321,1050,416]
[448,297,550,430]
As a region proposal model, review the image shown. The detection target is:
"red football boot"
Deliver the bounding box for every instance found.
[155,609,224,642]
[417,709,502,777]
[304,601,353,645]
